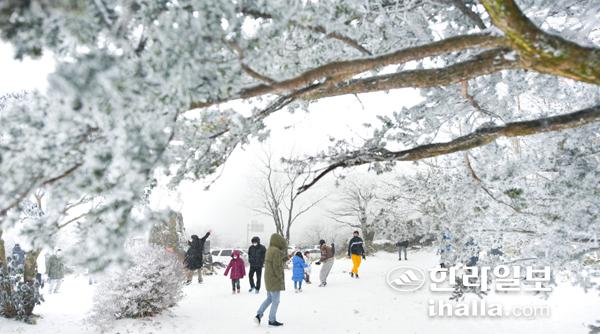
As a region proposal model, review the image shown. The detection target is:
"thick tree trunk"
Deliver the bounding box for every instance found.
[0,230,6,272]
[0,230,17,318]
[285,225,291,245]
[480,0,600,85]
[23,250,40,283]
[0,234,41,319]
[363,228,376,255]
[23,250,41,317]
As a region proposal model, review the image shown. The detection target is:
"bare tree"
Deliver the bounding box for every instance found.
[328,180,382,253]
[253,152,326,244]
[300,221,352,254]
[300,222,331,247]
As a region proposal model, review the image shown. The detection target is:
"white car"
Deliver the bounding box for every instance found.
[302,248,322,261]
[210,248,249,266]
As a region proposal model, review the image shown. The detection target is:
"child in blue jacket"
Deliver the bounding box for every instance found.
[292,252,308,292]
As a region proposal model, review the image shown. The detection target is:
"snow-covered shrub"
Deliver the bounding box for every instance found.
[89,243,185,327]
[0,255,42,323]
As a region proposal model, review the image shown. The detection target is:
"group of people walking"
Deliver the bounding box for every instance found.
[183,229,369,327]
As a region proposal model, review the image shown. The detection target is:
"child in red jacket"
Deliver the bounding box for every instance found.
[224,250,246,294]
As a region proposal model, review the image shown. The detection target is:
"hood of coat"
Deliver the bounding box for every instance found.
[232,250,241,258]
[269,233,287,251]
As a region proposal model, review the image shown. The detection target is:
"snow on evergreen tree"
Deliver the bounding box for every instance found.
[88,243,184,329]
[0,253,42,323]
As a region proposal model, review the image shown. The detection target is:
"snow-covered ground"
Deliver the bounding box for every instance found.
[2,250,600,334]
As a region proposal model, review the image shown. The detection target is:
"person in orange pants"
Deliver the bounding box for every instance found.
[347,231,366,278]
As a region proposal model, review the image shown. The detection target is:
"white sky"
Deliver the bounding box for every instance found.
[0,43,54,93]
[0,42,422,248]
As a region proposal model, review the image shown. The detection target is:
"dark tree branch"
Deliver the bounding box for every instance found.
[223,39,277,84]
[461,81,504,121]
[189,34,506,109]
[40,163,83,187]
[298,104,600,194]
[463,152,531,214]
[303,24,372,56]
[302,48,518,100]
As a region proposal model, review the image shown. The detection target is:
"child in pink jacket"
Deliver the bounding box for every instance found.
[224,250,246,294]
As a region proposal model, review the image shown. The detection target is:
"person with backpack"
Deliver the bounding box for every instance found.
[395,239,409,261]
[248,236,267,293]
[184,231,211,284]
[315,239,334,287]
[291,252,308,292]
[255,233,288,327]
[224,250,246,294]
[347,231,366,278]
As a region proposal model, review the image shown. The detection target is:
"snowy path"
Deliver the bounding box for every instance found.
[2,250,600,333]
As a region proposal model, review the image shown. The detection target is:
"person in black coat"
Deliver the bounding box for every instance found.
[395,240,409,261]
[347,231,366,278]
[247,236,267,293]
[184,231,210,284]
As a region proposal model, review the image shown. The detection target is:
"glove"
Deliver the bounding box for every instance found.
[362,255,366,260]
[315,261,321,265]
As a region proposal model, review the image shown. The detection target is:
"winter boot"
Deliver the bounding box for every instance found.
[254,314,262,325]
[268,321,284,326]
[355,274,360,279]
[249,288,254,293]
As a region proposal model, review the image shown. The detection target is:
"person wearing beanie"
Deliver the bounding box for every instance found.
[315,239,334,287]
[248,236,267,293]
[347,230,366,278]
